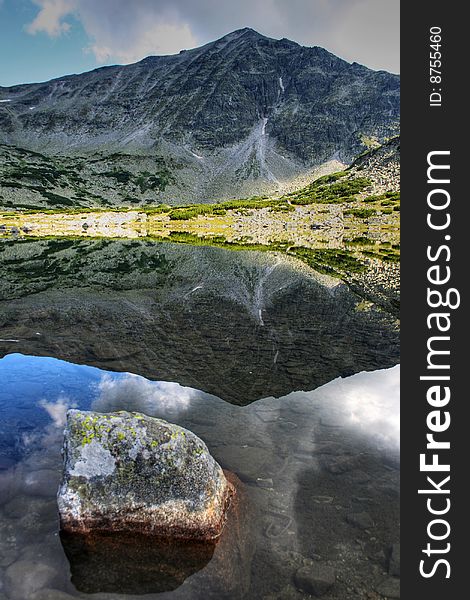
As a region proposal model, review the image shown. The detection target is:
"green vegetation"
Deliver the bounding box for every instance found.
[291,247,366,275]
[309,171,349,185]
[141,172,374,220]
[360,134,380,149]
[361,248,400,263]
[166,231,280,252]
[41,192,79,206]
[344,208,377,219]
[101,168,174,193]
[348,236,374,245]
[122,195,276,220]
[1,143,400,283]
[101,169,133,185]
[0,144,175,210]
[0,226,399,294]
[168,205,226,220]
[363,191,400,204]
[285,173,372,205]
[2,163,83,188]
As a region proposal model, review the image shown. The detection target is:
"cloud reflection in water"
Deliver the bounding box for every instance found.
[89,364,400,454]
[0,353,400,599]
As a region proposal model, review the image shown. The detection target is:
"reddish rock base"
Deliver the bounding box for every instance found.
[60,471,242,595]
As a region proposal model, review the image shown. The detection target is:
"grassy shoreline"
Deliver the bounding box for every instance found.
[1,169,399,219]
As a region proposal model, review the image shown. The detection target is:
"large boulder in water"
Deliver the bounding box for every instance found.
[57,410,234,540]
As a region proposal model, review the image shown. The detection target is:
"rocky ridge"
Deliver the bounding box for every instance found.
[0,28,399,204]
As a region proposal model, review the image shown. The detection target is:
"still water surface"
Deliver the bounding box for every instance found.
[0,354,399,599]
[0,239,399,599]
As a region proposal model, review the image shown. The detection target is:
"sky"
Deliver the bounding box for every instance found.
[0,0,399,87]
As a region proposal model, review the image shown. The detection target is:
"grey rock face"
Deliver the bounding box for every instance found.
[57,410,234,540]
[0,28,399,202]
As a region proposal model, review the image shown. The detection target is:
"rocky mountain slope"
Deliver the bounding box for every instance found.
[348,135,400,193]
[0,28,399,204]
[0,144,175,210]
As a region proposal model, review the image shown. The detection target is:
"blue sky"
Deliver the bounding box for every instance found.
[0,0,399,87]
[0,1,108,86]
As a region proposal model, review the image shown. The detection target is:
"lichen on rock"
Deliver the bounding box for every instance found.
[57,409,234,540]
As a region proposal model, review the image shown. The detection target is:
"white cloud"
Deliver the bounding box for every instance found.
[27,0,76,37]
[283,365,400,452]
[87,21,197,64]
[25,0,399,72]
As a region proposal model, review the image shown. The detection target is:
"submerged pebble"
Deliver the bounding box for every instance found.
[294,563,336,596]
[4,560,59,600]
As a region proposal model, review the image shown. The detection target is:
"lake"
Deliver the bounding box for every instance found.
[0,238,400,600]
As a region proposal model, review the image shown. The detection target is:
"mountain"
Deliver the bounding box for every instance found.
[0,28,399,205]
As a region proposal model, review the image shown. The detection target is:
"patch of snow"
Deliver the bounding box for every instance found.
[0,99,12,103]
[261,117,268,136]
[190,150,204,160]
[29,106,36,110]
[279,77,285,93]
[184,284,203,298]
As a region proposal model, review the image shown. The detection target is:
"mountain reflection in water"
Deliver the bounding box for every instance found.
[0,239,399,405]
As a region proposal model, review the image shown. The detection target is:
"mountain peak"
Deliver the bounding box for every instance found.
[213,27,266,44]
[224,27,262,37]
